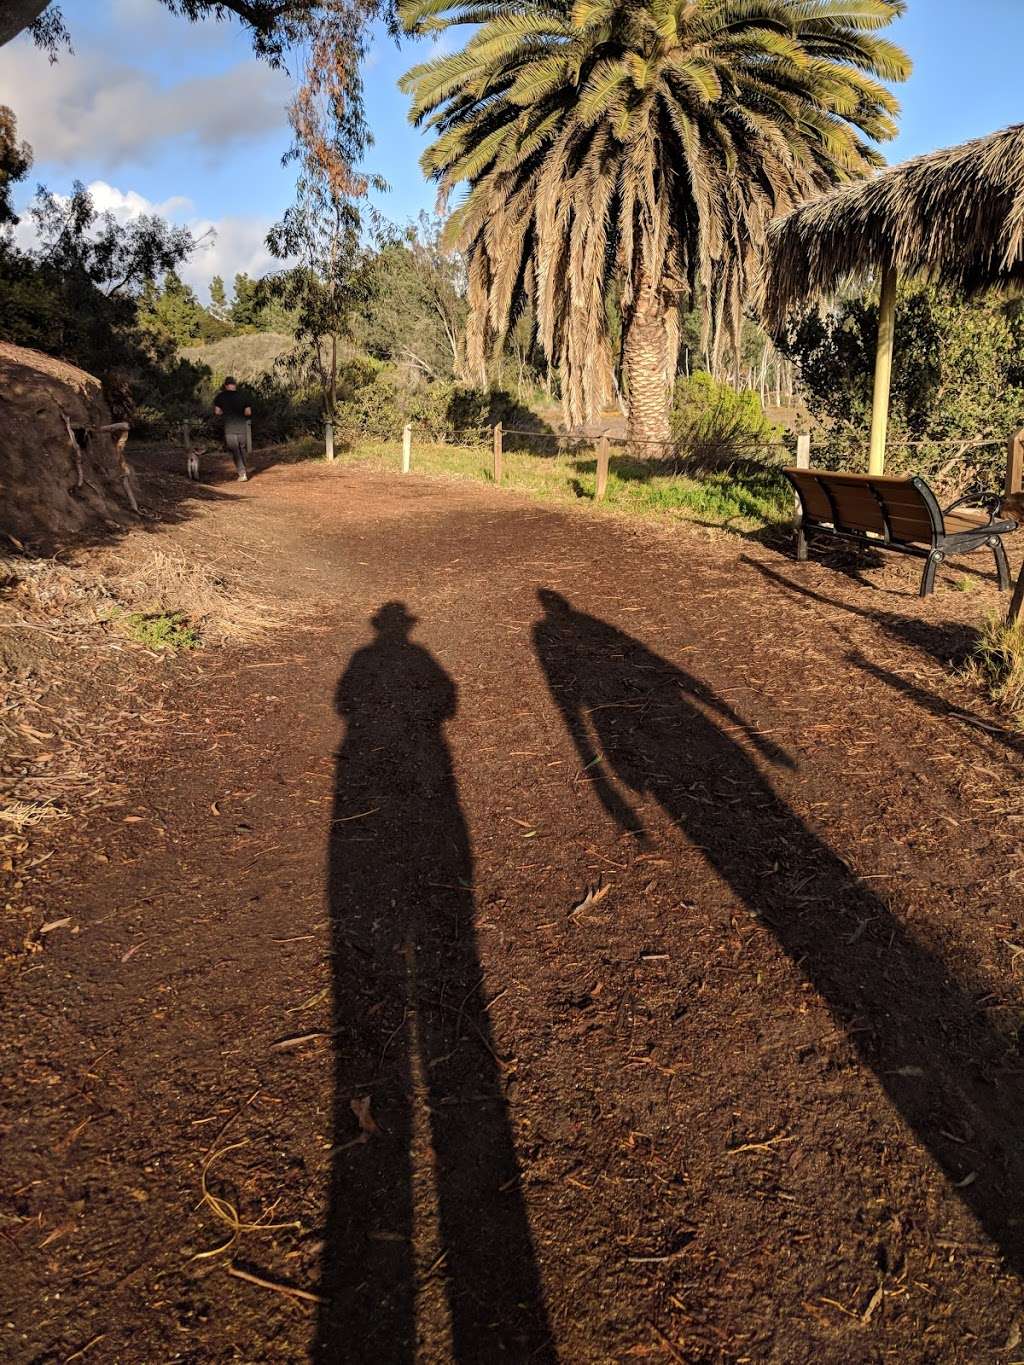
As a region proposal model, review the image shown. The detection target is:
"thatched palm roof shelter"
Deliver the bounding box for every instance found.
[760,122,1024,473]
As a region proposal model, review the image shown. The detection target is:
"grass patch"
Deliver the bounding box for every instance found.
[119,610,201,651]
[962,615,1024,721]
[319,438,791,532]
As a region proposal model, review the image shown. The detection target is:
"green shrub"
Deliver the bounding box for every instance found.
[783,285,1024,490]
[671,373,783,468]
[336,375,556,448]
[120,611,201,650]
[335,375,407,440]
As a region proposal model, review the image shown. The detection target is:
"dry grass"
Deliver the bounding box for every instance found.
[0,539,285,859]
[962,615,1024,723]
[3,544,281,648]
[0,797,72,833]
[101,547,282,645]
[181,332,293,383]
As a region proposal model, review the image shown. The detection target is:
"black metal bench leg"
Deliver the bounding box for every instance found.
[991,536,1011,591]
[796,527,808,562]
[920,549,943,597]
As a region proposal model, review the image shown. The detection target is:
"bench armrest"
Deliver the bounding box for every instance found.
[942,485,1002,521]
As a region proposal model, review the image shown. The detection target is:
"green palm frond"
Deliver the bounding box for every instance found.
[401,0,908,427]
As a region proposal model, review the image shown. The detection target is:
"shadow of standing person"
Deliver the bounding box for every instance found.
[533,588,1024,1275]
[315,602,555,1363]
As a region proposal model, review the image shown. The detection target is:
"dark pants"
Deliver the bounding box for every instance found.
[225,426,248,476]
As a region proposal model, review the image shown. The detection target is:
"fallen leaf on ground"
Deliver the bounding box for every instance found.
[861,1282,884,1324]
[40,917,72,934]
[569,884,611,920]
[270,1031,332,1051]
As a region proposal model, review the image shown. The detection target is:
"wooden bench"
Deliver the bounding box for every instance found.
[783,468,1018,597]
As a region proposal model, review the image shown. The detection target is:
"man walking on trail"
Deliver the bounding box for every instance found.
[212,376,251,481]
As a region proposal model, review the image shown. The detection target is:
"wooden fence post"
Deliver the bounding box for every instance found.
[794,431,811,528]
[1006,428,1024,496]
[595,435,610,501]
[1007,570,1024,627]
[325,420,335,463]
[402,423,412,474]
[492,422,503,484]
[245,419,253,457]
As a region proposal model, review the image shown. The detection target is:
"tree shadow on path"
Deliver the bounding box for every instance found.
[533,588,1024,1275]
[314,602,555,1364]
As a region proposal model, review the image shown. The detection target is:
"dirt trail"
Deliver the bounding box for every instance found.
[5,459,1024,1364]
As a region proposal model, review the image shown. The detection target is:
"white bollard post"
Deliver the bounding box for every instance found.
[794,431,811,529]
[402,423,412,474]
[325,420,335,463]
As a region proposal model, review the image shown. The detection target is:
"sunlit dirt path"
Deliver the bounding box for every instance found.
[5,459,1024,1364]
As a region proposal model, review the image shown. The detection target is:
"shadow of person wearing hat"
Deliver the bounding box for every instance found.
[315,602,554,1362]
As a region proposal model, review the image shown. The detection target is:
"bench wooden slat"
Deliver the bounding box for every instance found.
[791,476,832,524]
[886,518,933,544]
[823,483,888,535]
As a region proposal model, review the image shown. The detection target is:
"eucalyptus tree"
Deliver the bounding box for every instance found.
[401,0,909,443]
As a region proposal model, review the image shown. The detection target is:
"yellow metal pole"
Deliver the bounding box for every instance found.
[868,262,898,476]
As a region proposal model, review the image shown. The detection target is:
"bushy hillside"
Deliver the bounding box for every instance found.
[181,332,293,383]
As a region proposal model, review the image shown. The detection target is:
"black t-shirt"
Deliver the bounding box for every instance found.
[214,388,248,421]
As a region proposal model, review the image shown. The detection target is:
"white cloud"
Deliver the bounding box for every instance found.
[87,180,194,222]
[0,34,291,167]
[178,212,284,300]
[11,178,284,301]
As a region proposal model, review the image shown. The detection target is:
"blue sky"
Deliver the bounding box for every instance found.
[2,0,1022,299]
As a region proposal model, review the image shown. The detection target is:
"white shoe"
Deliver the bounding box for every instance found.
[238,470,248,482]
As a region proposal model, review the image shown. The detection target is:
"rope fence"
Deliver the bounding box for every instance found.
[342,421,1024,503]
[168,407,1024,504]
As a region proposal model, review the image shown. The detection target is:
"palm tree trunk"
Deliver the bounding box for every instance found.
[623,275,671,449]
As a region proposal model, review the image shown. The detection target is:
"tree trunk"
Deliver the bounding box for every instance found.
[623,276,671,450]
[0,1,49,47]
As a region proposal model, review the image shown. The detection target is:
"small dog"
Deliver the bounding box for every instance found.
[186,446,207,482]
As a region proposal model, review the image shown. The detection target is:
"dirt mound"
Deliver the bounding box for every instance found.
[0,342,138,543]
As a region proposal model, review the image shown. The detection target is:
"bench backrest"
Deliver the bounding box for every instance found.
[784,468,942,544]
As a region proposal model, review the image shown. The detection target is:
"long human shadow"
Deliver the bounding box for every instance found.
[745,556,984,665]
[848,650,1024,759]
[748,559,1024,756]
[314,603,554,1363]
[533,589,1024,1273]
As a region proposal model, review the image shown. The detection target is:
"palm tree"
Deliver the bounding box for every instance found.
[400,0,909,445]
